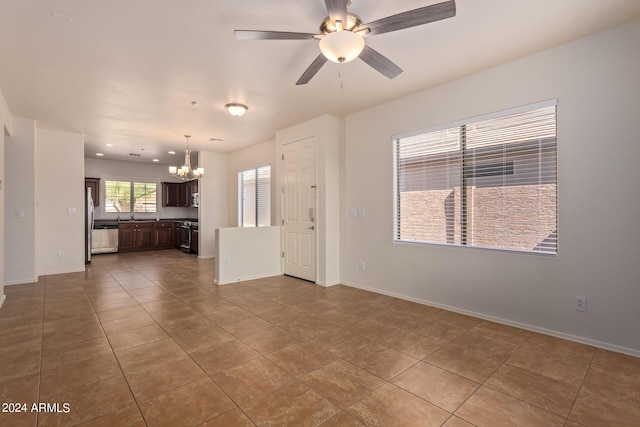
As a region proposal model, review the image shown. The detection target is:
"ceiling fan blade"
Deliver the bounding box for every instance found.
[325,0,348,27]
[362,0,456,36]
[358,45,403,79]
[234,30,318,40]
[296,54,329,85]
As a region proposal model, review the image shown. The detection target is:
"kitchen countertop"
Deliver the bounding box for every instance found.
[94,218,198,228]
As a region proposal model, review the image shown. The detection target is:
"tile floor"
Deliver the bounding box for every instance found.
[0,250,639,426]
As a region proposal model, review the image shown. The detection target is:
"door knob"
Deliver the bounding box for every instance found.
[307,226,315,230]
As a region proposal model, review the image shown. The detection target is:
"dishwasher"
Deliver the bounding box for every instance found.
[91,224,119,254]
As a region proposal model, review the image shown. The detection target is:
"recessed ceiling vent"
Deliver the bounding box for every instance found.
[129,153,142,157]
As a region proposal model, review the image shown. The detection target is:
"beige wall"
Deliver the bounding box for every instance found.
[36,128,85,275]
[4,117,37,284]
[0,88,10,304]
[198,150,229,259]
[341,20,640,355]
[215,226,281,285]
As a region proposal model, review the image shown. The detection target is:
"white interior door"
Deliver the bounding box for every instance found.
[283,137,316,282]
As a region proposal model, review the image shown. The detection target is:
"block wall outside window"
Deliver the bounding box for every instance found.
[394,101,557,255]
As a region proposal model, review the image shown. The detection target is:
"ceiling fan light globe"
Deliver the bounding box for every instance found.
[319,30,364,63]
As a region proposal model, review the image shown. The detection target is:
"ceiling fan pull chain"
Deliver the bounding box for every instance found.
[339,65,343,90]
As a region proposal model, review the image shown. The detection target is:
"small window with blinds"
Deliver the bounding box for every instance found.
[393,101,557,255]
[239,165,271,227]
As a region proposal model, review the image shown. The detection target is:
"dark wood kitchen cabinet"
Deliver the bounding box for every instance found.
[154,221,176,249]
[118,222,154,252]
[162,180,198,207]
[119,221,179,252]
[162,182,185,207]
[85,178,100,206]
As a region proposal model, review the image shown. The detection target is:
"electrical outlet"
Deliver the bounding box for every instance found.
[58,251,65,259]
[575,296,587,312]
[359,261,366,271]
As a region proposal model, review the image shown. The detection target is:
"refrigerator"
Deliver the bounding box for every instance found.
[85,186,95,263]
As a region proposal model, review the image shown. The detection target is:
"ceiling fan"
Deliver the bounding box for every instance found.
[234,0,456,85]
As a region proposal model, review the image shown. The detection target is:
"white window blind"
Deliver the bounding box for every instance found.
[133,182,157,213]
[105,180,131,213]
[394,102,557,255]
[239,165,271,227]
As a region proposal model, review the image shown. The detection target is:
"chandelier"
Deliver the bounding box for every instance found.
[169,135,204,180]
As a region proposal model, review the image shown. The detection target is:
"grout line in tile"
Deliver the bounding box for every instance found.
[564,347,597,425]
[83,283,149,426]
[35,278,46,427]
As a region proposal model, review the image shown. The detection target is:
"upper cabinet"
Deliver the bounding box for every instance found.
[162,182,185,206]
[162,180,198,207]
[85,177,100,206]
[187,180,198,198]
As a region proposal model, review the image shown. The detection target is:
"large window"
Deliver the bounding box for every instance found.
[393,101,557,255]
[105,180,157,213]
[239,165,271,227]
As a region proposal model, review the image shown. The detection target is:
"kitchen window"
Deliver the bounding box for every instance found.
[239,165,271,227]
[105,180,157,213]
[393,101,557,255]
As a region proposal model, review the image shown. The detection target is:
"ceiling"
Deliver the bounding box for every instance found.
[1,0,639,165]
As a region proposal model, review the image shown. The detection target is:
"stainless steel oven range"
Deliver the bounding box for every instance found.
[179,221,192,253]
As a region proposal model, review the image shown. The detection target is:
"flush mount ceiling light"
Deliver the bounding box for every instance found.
[225,103,248,117]
[169,135,204,180]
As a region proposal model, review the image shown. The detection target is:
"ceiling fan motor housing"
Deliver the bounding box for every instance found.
[320,13,363,34]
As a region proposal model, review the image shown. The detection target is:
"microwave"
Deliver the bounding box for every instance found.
[192,192,199,207]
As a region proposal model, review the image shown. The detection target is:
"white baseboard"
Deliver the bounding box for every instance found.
[316,280,341,287]
[0,294,5,310]
[38,267,85,276]
[342,280,640,358]
[4,277,38,286]
[217,272,282,286]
